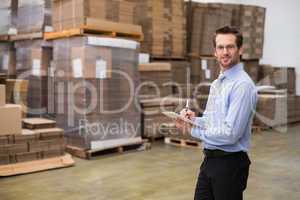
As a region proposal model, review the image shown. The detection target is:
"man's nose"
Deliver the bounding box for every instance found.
[223,47,229,54]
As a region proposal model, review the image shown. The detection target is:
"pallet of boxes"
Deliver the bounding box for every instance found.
[132,0,197,146]
[45,0,149,159]
[0,84,74,177]
[253,65,300,131]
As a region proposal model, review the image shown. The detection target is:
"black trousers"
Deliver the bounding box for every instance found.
[194,151,251,200]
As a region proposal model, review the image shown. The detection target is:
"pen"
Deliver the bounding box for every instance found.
[185,99,189,111]
[185,99,190,119]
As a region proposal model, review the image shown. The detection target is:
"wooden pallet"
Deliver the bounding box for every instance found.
[66,139,151,159]
[0,35,10,41]
[0,154,74,177]
[143,135,165,143]
[45,18,143,41]
[150,55,187,61]
[252,125,262,134]
[164,137,202,148]
[22,118,56,130]
[9,32,43,41]
[44,27,142,41]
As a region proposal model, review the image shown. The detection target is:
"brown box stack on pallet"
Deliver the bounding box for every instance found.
[138,63,172,99]
[254,64,299,128]
[52,0,136,31]
[0,0,17,36]
[258,65,296,94]
[230,5,265,60]
[166,61,192,98]
[253,94,288,128]
[0,42,16,76]
[243,60,260,83]
[188,2,232,57]
[6,79,29,117]
[16,0,52,34]
[140,97,175,139]
[0,117,65,165]
[187,2,265,60]
[131,0,186,58]
[190,57,219,84]
[51,36,141,150]
[140,96,202,140]
[14,39,52,117]
[169,61,190,85]
[287,95,300,124]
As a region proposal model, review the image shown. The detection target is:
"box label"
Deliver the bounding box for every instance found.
[201,59,208,70]
[32,59,41,76]
[96,59,107,79]
[205,69,211,79]
[2,54,9,70]
[72,58,83,78]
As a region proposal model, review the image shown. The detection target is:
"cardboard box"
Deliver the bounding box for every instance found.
[13,129,39,144]
[22,118,56,130]
[52,0,136,31]
[0,135,12,145]
[0,84,5,106]
[29,138,64,152]
[0,104,22,135]
[34,128,64,140]
[15,152,41,163]
[0,155,11,165]
[0,143,28,155]
[16,0,51,34]
[42,149,64,159]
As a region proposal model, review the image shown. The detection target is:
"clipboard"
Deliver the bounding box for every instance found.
[162,111,199,127]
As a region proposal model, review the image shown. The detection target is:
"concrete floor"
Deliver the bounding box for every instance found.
[0,125,300,200]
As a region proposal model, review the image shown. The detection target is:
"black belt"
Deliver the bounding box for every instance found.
[203,149,243,157]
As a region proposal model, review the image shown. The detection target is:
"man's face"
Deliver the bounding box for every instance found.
[214,34,243,70]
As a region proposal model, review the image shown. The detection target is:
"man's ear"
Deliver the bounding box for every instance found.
[239,46,243,56]
[214,48,217,57]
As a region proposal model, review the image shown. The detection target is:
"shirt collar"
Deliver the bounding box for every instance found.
[219,63,243,81]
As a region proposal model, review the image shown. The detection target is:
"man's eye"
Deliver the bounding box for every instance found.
[216,45,236,51]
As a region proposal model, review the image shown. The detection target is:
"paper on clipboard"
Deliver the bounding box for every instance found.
[162,111,198,127]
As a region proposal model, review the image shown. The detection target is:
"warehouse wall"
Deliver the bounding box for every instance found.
[192,0,300,94]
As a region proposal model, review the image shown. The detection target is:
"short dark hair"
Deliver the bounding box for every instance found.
[213,26,243,49]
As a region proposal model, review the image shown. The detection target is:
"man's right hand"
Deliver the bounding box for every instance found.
[175,109,195,133]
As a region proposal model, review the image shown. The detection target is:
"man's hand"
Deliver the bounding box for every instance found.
[175,109,195,134]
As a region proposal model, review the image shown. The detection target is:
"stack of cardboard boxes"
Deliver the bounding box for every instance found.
[252,65,298,128]
[0,84,67,166]
[0,0,17,36]
[16,0,52,34]
[52,0,136,31]
[131,0,186,58]
[0,42,16,76]
[187,2,265,60]
[140,97,175,139]
[51,36,142,150]
[0,81,69,169]
[14,39,52,117]
[188,3,232,57]
[138,63,173,99]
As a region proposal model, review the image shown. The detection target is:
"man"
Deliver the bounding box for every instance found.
[176,26,257,200]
